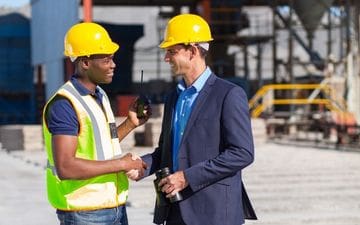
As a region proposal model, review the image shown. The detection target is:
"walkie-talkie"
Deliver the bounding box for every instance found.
[136,70,150,118]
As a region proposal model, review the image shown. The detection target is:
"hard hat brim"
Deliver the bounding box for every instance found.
[159,38,213,49]
[159,40,174,49]
[64,42,119,57]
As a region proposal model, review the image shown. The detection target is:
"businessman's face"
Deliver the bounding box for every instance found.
[164,44,192,76]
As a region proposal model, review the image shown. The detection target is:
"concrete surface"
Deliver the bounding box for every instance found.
[1,140,360,225]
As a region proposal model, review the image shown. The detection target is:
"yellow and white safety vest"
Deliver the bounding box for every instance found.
[42,81,128,211]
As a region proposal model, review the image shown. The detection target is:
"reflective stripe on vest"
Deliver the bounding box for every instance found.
[62,83,105,160]
[61,82,122,159]
[43,81,128,211]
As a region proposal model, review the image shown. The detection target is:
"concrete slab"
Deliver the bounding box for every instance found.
[1,140,360,225]
[0,149,57,225]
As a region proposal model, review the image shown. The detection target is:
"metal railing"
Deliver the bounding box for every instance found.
[249,83,347,118]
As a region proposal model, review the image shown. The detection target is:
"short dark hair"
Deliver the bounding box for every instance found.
[182,44,208,58]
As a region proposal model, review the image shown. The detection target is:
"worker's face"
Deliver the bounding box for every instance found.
[86,54,116,84]
[164,44,193,76]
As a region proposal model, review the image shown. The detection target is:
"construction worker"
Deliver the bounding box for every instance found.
[128,14,256,225]
[42,22,149,225]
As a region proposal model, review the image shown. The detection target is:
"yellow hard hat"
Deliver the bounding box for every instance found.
[64,22,119,58]
[159,14,213,49]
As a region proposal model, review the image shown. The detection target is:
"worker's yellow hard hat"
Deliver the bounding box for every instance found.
[159,14,213,49]
[64,22,119,58]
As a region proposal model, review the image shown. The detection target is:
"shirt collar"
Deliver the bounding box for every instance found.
[177,67,212,93]
[70,75,100,96]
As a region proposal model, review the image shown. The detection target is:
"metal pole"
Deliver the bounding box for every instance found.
[83,0,93,22]
[272,0,278,84]
[344,0,351,102]
[288,0,295,116]
[200,0,211,23]
[244,44,249,81]
[257,43,263,88]
[345,0,351,56]
[327,8,332,57]
[288,0,294,83]
[355,0,360,122]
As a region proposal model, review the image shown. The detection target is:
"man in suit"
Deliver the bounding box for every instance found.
[129,13,255,225]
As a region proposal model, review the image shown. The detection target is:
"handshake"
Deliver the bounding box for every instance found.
[120,152,146,181]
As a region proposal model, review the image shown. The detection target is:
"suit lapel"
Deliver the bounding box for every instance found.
[179,74,216,148]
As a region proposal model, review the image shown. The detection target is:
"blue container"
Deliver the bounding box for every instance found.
[0,13,35,124]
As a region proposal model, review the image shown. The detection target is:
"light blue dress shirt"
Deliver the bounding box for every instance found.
[172,67,212,171]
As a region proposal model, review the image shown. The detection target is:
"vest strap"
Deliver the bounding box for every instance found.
[62,83,105,160]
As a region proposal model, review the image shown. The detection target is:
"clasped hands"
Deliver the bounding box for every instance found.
[121,153,146,180]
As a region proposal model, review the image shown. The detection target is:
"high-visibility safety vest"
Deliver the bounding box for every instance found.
[42,81,128,211]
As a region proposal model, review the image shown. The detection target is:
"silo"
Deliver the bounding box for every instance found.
[293,0,334,49]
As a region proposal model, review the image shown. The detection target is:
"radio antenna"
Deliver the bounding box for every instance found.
[140,70,144,91]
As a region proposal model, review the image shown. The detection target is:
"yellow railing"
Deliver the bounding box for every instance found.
[249,84,347,118]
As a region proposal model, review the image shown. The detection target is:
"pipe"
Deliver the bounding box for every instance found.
[199,0,211,23]
[83,0,93,22]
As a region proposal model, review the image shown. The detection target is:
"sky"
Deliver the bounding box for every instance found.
[0,0,30,7]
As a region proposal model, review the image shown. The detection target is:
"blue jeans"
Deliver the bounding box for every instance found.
[57,205,128,225]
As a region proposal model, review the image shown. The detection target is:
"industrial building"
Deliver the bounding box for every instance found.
[0,0,359,149]
[1,2,360,225]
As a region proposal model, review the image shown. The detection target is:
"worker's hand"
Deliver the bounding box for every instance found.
[127,98,152,127]
[130,152,141,160]
[126,169,142,181]
[120,153,147,175]
[158,171,188,199]
[126,153,144,181]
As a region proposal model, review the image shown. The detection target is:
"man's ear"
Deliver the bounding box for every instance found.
[189,45,198,60]
[191,45,197,55]
[79,57,90,70]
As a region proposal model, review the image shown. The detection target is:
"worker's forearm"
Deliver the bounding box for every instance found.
[56,158,122,180]
[117,118,136,141]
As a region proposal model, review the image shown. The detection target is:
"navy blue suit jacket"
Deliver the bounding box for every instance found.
[143,73,255,225]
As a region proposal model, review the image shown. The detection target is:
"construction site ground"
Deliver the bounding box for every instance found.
[1,118,360,225]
